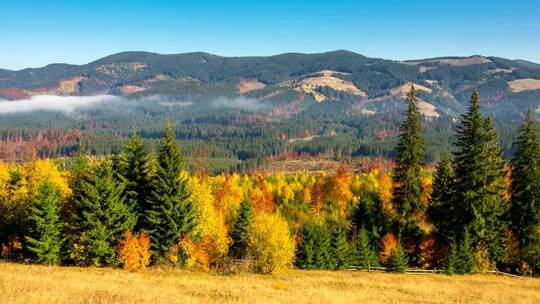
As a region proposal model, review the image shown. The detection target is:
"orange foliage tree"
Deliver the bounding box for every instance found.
[379,232,398,264]
[118,231,151,271]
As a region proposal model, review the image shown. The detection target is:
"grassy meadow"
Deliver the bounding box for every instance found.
[1,263,539,304]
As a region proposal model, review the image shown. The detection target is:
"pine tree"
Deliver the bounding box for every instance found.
[522,217,540,273]
[146,123,198,259]
[351,192,389,241]
[474,117,508,262]
[115,133,154,231]
[387,238,408,273]
[71,161,136,266]
[427,154,456,240]
[445,241,459,275]
[354,226,379,268]
[25,181,64,265]
[329,219,350,270]
[510,109,540,248]
[393,85,425,234]
[313,224,332,269]
[229,198,253,258]
[297,221,317,269]
[452,90,508,262]
[456,229,475,274]
[296,220,332,269]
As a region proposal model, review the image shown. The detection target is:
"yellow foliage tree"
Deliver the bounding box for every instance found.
[377,172,393,211]
[24,160,71,199]
[247,213,295,274]
[188,176,230,263]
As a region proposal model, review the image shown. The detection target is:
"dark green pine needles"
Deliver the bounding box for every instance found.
[452,90,508,263]
[230,198,253,258]
[393,85,425,235]
[114,133,154,231]
[25,180,64,265]
[510,109,540,272]
[146,123,198,259]
[71,161,136,266]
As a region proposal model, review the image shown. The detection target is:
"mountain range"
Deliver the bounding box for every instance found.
[1,50,540,119]
[1,50,540,167]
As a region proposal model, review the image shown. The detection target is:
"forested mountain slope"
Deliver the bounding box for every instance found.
[1,51,539,168]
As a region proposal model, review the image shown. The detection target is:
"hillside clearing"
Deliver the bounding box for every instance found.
[1,263,539,304]
[507,78,540,92]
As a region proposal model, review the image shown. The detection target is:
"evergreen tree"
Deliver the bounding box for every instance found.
[427,153,456,240]
[297,221,317,269]
[474,117,508,261]
[229,198,253,258]
[296,220,332,269]
[25,181,64,265]
[351,192,389,241]
[455,229,475,274]
[115,133,154,231]
[387,238,408,273]
[329,219,350,270]
[522,217,540,273]
[444,241,459,275]
[452,90,508,262]
[71,161,136,266]
[146,123,198,258]
[354,226,379,268]
[510,109,540,248]
[393,85,425,234]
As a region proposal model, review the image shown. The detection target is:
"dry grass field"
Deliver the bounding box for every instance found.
[1,263,539,304]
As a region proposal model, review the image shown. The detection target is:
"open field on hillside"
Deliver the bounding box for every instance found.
[1,263,539,304]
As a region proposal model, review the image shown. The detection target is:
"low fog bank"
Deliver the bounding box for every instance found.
[0,94,269,115]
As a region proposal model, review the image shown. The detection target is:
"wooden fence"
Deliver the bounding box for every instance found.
[345,265,522,278]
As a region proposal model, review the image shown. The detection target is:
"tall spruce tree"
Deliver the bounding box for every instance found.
[452,90,508,262]
[510,109,540,247]
[146,123,198,258]
[444,241,459,275]
[230,198,253,258]
[25,181,64,265]
[393,85,425,234]
[427,153,457,240]
[296,220,332,269]
[455,229,475,274]
[329,219,350,270]
[71,161,135,266]
[523,215,540,273]
[354,226,379,268]
[115,133,154,231]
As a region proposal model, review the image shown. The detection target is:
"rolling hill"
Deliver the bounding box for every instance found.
[1,51,540,118]
[1,51,539,167]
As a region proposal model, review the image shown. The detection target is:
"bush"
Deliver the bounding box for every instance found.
[387,239,408,273]
[247,213,295,274]
[118,231,151,271]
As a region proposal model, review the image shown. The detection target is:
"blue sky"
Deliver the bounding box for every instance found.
[1,0,539,70]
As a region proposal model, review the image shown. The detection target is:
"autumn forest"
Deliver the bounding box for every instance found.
[0,87,539,276]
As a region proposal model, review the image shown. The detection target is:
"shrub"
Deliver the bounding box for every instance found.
[387,239,408,273]
[247,213,295,274]
[118,231,151,271]
[178,236,210,271]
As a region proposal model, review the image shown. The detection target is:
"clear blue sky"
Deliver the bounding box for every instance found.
[1,0,539,70]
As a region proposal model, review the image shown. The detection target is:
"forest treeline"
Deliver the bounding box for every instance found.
[0,87,538,274]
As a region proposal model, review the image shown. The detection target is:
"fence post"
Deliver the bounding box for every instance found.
[368,263,370,273]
